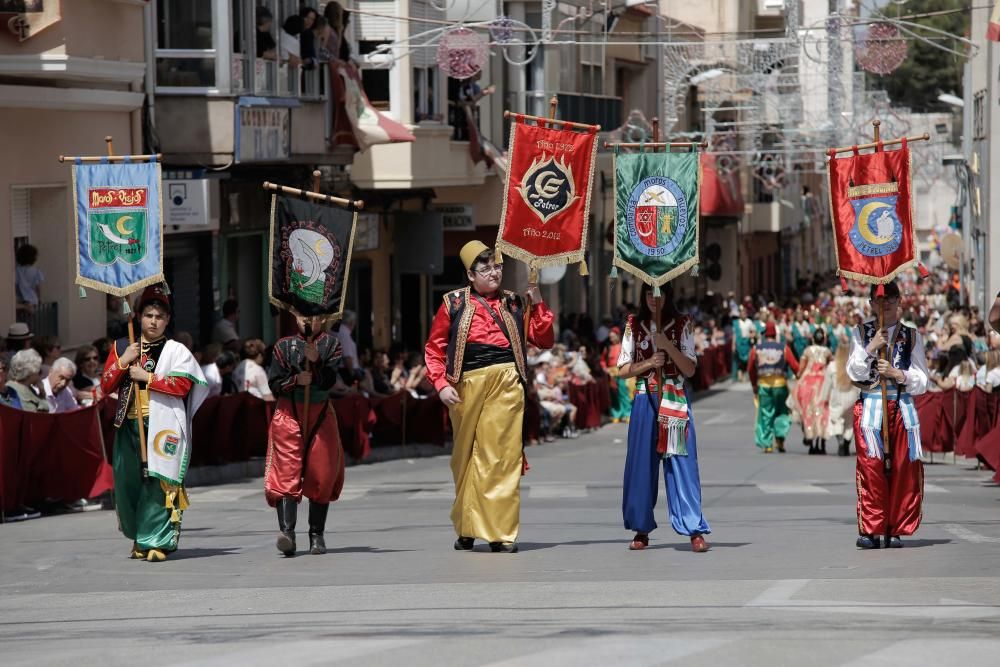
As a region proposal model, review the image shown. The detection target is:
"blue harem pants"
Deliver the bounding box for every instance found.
[622,390,711,537]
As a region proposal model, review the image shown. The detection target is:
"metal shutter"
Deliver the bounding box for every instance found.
[10,187,30,239]
[356,0,397,41]
[409,0,443,68]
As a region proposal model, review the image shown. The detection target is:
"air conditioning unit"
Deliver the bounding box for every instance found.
[762,0,785,10]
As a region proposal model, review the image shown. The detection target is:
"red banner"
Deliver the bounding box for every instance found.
[827,142,916,284]
[496,117,599,272]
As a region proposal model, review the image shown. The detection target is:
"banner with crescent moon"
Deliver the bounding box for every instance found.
[827,143,916,284]
[72,160,165,296]
[268,194,357,319]
[495,115,599,274]
[612,149,701,287]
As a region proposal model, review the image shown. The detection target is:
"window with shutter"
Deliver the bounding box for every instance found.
[10,187,31,242]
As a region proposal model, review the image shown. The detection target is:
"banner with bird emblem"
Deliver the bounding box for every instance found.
[495,115,599,276]
[268,194,357,318]
[612,149,701,287]
[72,159,165,296]
[827,140,917,286]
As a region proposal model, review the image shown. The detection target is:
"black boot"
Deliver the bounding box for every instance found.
[808,439,817,455]
[819,439,827,455]
[308,501,329,555]
[275,497,297,557]
[837,437,849,457]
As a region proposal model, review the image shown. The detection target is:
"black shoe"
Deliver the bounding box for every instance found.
[454,537,475,551]
[275,497,297,557]
[818,440,827,455]
[888,536,903,548]
[308,501,329,555]
[489,542,518,553]
[808,443,817,455]
[838,440,849,457]
[856,534,880,549]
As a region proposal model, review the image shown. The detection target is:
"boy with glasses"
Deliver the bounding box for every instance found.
[424,241,554,553]
[846,280,929,549]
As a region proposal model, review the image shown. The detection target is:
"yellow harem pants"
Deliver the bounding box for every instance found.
[449,362,525,544]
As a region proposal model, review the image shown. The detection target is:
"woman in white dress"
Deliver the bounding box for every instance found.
[233,338,274,401]
[818,336,859,457]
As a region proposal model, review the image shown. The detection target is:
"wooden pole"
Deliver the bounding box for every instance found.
[603,141,707,150]
[262,181,364,210]
[107,133,149,478]
[872,120,892,547]
[502,110,600,132]
[828,132,929,155]
[650,120,663,399]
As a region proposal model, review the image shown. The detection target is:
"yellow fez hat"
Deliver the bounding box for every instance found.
[460,240,492,271]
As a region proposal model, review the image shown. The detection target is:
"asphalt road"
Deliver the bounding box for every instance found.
[2,381,999,666]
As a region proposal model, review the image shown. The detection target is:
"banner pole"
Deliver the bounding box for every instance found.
[522,100,559,341]
[108,134,149,478]
[872,119,893,547]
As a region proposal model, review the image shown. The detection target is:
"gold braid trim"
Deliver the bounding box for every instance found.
[499,292,527,382]
[446,287,475,384]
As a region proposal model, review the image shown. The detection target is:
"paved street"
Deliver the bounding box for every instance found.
[2,382,999,666]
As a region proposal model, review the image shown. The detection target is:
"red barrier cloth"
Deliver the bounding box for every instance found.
[370,392,447,446]
[0,403,113,512]
[523,390,541,442]
[569,383,602,429]
[914,391,952,454]
[189,394,271,466]
[332,393,373,460]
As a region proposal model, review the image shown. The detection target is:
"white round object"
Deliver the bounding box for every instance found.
[538,264,567,284]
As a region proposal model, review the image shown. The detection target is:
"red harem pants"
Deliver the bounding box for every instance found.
[852,400,923,536]
[265,399,345,506]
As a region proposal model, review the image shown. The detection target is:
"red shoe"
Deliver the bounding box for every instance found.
[628,533,649,550]
[690,534,709,553]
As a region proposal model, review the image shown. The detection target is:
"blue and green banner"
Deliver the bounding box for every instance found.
[73,159,164,296]
[612,150,701,286]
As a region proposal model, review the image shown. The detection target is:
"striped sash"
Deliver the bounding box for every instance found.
[859,391,922,461]
[657,377,689,458]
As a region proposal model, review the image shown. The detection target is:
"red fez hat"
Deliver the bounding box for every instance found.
[136,283,171,314]
[764,322,777,337]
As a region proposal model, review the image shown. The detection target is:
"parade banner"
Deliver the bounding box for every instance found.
[827,141,917,285]
[268,194,357,318]
[496,115,599,274]
[612,149,701,286]
[72,160,164,296]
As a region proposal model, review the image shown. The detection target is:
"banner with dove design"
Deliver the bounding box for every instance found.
[827,141,916,285]
[495,115,599,273]
[73,160,165,296]
[268,194,357,318]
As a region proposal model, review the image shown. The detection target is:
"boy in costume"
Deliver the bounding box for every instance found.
[748,321,799,453]
[265,314,345,556]
[100,284,208,562]
[424,241,554,553]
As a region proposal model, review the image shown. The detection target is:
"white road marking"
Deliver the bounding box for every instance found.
[337,487,371,501]
[175,638,426,667]
[756,482,830,494]
[923,483,949,494]
[528,484,588,499]
[703,413,742,425]
[943,524,1000,544]
[408,489,454,500]
[481,637,730,667]
[746,579,1000,620]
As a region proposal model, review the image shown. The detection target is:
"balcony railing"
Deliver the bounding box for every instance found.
[231,54,326,100]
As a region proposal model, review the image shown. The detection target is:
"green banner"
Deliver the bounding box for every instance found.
[613,150,700,286]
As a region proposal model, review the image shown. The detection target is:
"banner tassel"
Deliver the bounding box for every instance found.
[78,286,87,299]
[122,300,132,315]
[161,282,172,296]
[610,265,618,279]
[495,248,503,265]
[652,284,662,298]
[578,259,589,276]
[528,267,539,284]
[690,264,700,278]
[876,283,885,297]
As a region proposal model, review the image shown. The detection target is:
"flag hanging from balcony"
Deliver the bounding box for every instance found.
[495,114,599,277]
[612,149,701,287]
[330,62,415,152]
[827,140,919,289]
[989,1,1000,41]
[72,159,164,297]
[268,194,357,318]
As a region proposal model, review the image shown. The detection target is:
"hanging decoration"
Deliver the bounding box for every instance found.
[854,22,909,75]
[436,26,489,79]
[488,16,516,44]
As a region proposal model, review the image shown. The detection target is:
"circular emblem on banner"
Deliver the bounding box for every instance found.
[152,429,181,458]
[625,177,688,257]
[640,339,649,351]
[848,195,902,257]
[517,153,579,224]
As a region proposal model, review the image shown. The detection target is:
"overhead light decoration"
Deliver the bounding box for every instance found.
[436,27,489,80]
[854,22,909,75]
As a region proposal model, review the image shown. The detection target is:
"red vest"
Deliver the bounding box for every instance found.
[627,313,689,380]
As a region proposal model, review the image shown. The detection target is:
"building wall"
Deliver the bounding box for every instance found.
[0,108,136,347]
[0,0,145,61]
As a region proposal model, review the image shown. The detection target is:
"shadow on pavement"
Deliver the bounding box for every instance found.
[660,541,751,552]
[169,547,244,560]
[325,546,415,554]
[514,539,626,551]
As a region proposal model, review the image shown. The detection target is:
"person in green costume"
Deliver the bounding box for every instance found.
[748,321,799,453]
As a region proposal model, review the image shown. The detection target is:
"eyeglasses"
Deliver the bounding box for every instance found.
[474,264,503,277]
